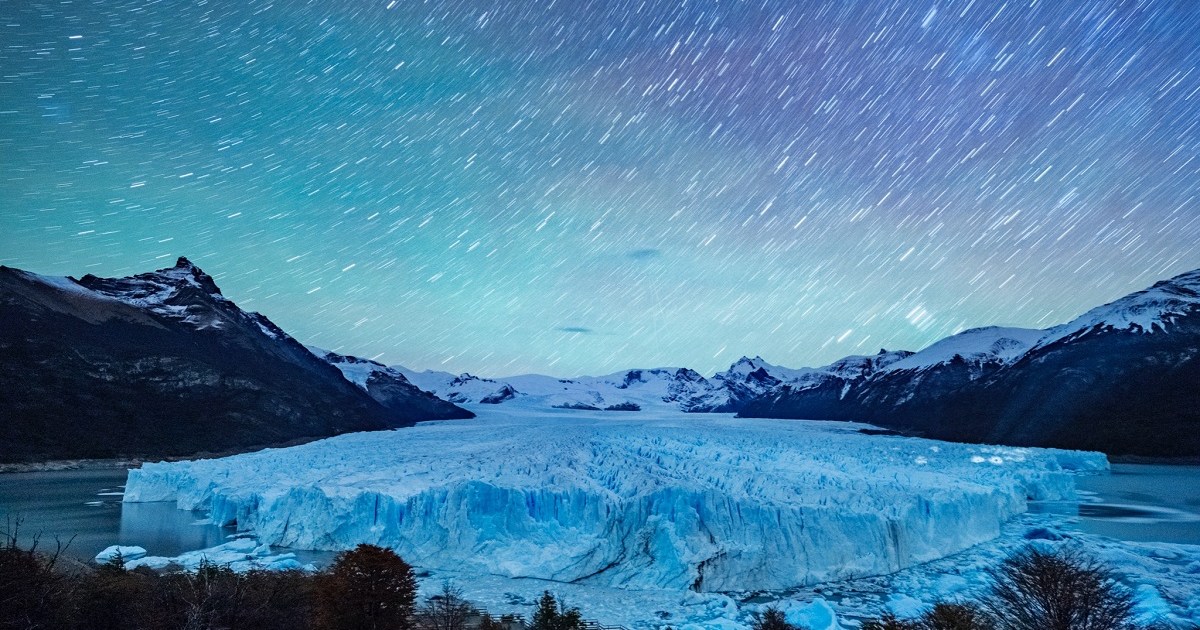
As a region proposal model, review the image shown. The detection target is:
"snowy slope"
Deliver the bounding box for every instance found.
[125,407,1106,592]
[1035,268,1200,348]
[397,365,727,410]
[308,347,473,420]
[882,326,1044,373]
[392,355,910,412]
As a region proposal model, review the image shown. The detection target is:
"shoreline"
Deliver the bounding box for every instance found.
[5,443,1200,474]
[0,435,334,475]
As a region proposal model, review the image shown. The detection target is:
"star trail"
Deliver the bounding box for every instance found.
[2,0,1198,376]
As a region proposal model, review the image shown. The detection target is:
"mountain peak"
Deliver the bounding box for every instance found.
[155,256,222,296]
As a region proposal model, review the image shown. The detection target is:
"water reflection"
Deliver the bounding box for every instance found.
[118,501,232,557]
[1030,463,1200,545]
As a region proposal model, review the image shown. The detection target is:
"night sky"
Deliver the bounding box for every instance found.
[2,1,1198,377]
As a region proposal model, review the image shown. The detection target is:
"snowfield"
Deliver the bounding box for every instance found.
[124,407,1105,593]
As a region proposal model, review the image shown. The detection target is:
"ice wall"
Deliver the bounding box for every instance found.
[124,408,1106,591]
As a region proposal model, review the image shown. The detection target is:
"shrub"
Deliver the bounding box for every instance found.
[315,544,417,630]
[860,602,992,630]
[74,559,157,630]
[156,561,247,630]
[982,547,1138,630]
[478,613,507,630]
[417,582,474,630]
[921,603,992,630]
[0,523,77,630]
[236,568,317,630]
[751,607,798,630]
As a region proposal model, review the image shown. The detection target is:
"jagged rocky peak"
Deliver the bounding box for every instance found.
[728,355,766,375]
[450,372,493,386]
[85,259,226,321]
[673,367,705,382]
[479,383,518,404]
[309,346,474,421]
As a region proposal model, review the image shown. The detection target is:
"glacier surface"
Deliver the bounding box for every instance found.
[124,407,1106,592]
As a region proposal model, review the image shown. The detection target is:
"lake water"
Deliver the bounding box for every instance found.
[1070,463,1200,545]
[0,468,231,562]
[1,463,1197,567]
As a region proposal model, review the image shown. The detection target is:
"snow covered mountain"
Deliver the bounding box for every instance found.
[0,258,470,461]
[1035,268,1200,348]
[395,365,727,411]
[742,268,1200,456]
[307,348,474,421]
[391,355,915,413]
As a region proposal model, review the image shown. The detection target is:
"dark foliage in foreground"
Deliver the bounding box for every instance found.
[315,543,418,630]
[983,547,1138,630]
[2,534,1187,630]
[858,547,1176,630]
[529,591,584,630]
[752,607,797,630]
[861,603,992,630]
[0,524,75,630]
[0,539,397,630]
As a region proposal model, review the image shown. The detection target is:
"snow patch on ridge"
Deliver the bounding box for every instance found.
[883,326,1044,373]
[1037,269,1200,348]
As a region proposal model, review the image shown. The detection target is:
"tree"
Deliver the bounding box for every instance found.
[860,603,992,630]
[315,544,417,630]
[529,591,584,630]
[74,558,156,630]
[417,582,473,630]
[751,607,797,630]
[478,613,507,630]
[157,561,245,630]
[236,568,317,630]
[982,547,1138,630]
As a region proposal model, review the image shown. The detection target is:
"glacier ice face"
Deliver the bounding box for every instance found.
[124,407,1106,592]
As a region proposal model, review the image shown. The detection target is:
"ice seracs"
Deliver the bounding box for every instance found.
[124,407,1107,592]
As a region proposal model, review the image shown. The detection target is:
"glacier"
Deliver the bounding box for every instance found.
[124,407,1106,592]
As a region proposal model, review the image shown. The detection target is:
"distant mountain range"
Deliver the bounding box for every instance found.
[379,269,1200,457]
[741,269,1200,457]
[1,258,1196,459]
[0,258,470,462]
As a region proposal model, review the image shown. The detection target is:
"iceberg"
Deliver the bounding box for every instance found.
[124,407,1106,592]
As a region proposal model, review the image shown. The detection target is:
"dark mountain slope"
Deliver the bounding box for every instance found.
[0,258,468,461]
[308,348,473,421]
[741,270,1200,457]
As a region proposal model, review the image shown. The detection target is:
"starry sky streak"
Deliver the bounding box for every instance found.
[1,0,1197,376]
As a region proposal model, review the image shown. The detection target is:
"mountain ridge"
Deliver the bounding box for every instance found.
[0,258,471,462]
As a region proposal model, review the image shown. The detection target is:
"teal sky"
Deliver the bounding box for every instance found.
[2,0,1199,376]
